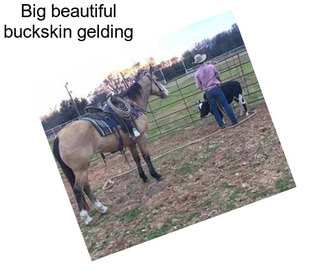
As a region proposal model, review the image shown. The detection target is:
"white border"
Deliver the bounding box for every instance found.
[1,0,322,270]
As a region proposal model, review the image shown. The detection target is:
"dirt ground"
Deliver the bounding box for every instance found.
[61,103,295,260]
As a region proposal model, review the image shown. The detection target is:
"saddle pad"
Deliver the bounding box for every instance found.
[81,117,115,137]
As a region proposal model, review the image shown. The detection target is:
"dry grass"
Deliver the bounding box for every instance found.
[59,103,295,260]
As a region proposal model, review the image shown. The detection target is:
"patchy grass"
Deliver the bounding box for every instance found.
[64,104,296,260]
[275,176,293,192]
[119,207,141,223]
[220,181,235,189]
[179,162,200,175]
[184,211,201,224]
[146,218,173,240]
[204,141,219,153]
[224,153,234,162]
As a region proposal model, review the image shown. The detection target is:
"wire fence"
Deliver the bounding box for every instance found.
[145,46,263,140]
[46,46,264,158]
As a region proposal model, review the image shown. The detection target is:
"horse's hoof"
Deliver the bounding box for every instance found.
[80,210,93,225]
[83,215,93,225]
[156,176,164,182]
[94,200,108,214]
[85,217,93,225]
[142,178,148,183]
[99,205,108,214]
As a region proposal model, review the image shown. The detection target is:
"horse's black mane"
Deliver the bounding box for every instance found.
[121,82,142,101]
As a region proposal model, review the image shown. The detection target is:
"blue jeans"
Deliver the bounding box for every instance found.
[205,87,238,128]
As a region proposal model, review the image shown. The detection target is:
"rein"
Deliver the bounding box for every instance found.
[145,73,165,114]
[128,98,162,115]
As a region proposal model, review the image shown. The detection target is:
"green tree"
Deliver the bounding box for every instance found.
[41,97,89,131]
[182,50,195,69]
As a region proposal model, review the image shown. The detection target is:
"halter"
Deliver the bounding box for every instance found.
[144,72,165,113]
[126,71,166,114]
[144,72,165,96]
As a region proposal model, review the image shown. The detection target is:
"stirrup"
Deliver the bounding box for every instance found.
[132,127,141,138]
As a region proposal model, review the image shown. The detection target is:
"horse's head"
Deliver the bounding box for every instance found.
[139,71,169,99]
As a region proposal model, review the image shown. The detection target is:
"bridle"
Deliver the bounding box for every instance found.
[130,72,166,114]
[144,72,165,96]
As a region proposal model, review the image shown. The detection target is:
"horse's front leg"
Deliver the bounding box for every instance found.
[129,143,148,182]
[136,133,163,181]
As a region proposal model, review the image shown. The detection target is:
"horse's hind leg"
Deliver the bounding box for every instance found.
[129,143,148,182]
[136,133,163,181]
[83,182,108,214]
[73,170,94,225]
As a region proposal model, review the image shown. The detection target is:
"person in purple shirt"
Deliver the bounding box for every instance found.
[194,54,238,129]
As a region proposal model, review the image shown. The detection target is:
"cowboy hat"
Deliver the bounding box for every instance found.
[193,54,207,64]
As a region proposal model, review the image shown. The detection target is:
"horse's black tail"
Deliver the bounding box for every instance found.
[52,137,89,210]
[53,137,75,188]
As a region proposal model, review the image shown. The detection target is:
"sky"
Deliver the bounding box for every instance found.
[125,11,236,66]
[156,11,236,61]
[40,11,236,117]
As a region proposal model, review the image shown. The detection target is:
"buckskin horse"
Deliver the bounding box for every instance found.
[53,72,169,225]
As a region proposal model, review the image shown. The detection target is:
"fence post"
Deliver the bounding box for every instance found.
[120,72,129,88]
[237,52,250,95]
[159,69,167,84]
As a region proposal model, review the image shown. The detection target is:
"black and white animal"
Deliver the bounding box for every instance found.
[197,80,248,119]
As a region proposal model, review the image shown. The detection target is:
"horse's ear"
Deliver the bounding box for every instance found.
[135,70,142,81]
